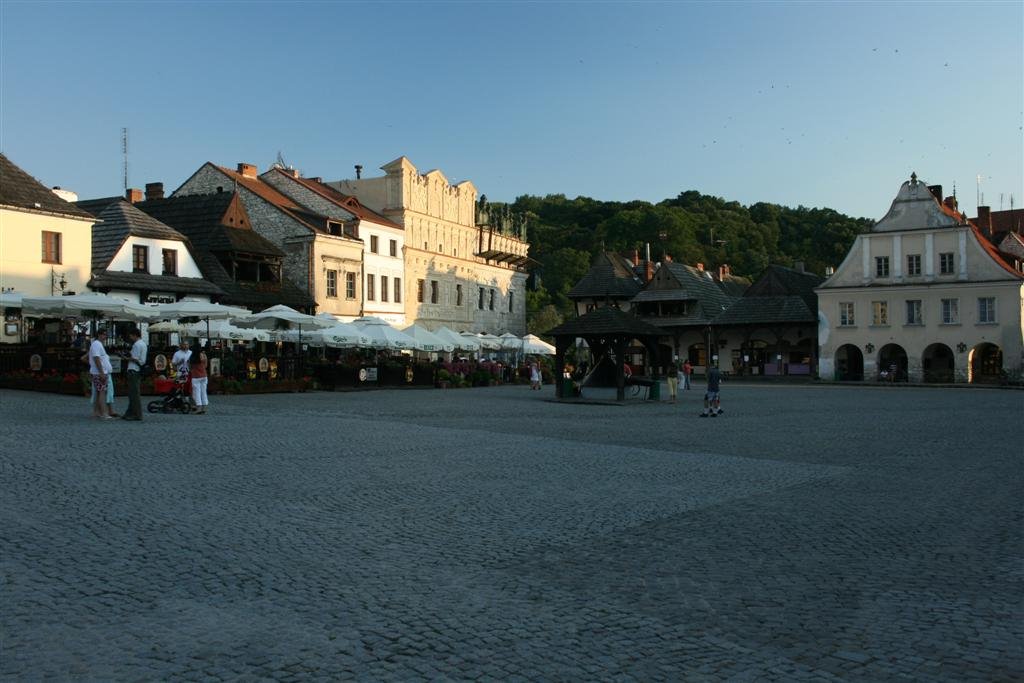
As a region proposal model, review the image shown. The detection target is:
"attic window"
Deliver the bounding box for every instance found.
[216,186,224,193]
[327,221,343,237]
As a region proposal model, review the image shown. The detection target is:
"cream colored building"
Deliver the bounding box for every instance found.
[327,157,530,335]
[817,174,1024,383]
[0,154,97,342]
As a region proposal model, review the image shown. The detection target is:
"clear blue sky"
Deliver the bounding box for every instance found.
[2,1,1021,221]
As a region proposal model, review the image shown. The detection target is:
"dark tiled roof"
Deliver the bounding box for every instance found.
[656,262,739,322]
[134,194,313,309]
[0,153,95,220]
[75,196,123,217]
[272,170,403,229]
[88,200,190,271]
[136,194,284,257]
[546,305,668,338]
[717,273,752,297]
[89,271,224,297]
[567,252,642,299]
[712,295,816,325]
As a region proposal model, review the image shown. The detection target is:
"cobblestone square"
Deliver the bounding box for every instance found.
[1,383,1021,681]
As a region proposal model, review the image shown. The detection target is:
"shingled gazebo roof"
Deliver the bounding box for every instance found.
[546,305,668,338]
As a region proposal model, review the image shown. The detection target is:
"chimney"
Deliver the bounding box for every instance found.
[977,206,992,238]
[696,262,704,272]
[663,254,672,263]
[145,182,164,201]
[644,261,654,283]
[944,196,958,213]
[928,185,943,202]
[355,164,363,179]
[719,264,730,279]
[632,249,640,267]
[125,188,143,203]
[285,168,299,179]
[794,261,804,273]
[237,163,257,178]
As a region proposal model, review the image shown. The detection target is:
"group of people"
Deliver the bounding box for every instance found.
[665,357,723,417]
[86,331,210,421]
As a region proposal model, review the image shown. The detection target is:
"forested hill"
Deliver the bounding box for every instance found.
[508,191,874,327]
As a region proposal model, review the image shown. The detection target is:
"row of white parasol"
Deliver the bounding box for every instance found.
[7,295,555,354]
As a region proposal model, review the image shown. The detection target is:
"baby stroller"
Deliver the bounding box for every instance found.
[147,375,194,414]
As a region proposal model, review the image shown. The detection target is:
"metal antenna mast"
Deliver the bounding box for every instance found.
[122,127,129,192]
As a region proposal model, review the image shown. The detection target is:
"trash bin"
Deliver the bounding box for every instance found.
[561,378,575,397]
[649,381,660,401]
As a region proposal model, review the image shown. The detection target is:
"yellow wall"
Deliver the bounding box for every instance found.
[0,207,95,296]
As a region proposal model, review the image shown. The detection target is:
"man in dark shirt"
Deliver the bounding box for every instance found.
[700,365,723,417]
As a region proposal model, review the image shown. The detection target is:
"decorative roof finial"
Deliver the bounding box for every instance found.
[910,172,918,185]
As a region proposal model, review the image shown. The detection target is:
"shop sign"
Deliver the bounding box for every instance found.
[29,354,42,371]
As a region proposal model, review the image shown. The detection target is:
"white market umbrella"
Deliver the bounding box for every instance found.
[149,320,188,333]
[432,326,468,350]
[183,320,271,343]
[317,322,371,348]
[402,324,455,353]
[477,332,503,351]
[498,332,522,350]
[458,331,484,351]
[352,316,423,350]
[233,304,332,346]
[153,299,251,344]
[22,293,157,322]
[522,334,556,355]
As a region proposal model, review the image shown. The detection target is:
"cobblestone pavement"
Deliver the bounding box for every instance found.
[1,383,1021,682]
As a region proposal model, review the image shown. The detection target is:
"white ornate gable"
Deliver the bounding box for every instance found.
[873,175,958,232]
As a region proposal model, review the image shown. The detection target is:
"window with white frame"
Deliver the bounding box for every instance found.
[381,276,389,302]
[875,256,890,278]
[905,299,922,325]
[394,277,401,303]
[326,269,338,298]
[389,239,397,257]
[839,302,855,326]
[871,300,888,325]
[370,235,379,254]
[366,274,375,301]
[978,297,996,323]
[939,252,955,275]
[941,298,959,324]
[906,254,921,277]
[345,272,356,299]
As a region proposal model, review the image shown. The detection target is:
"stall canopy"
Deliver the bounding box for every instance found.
[402,324,455,353]
[153,299,251,341]
[433,326,477,351]
[232,304,333,344]
[183,320,272,343]
[476,333,503,351]
[352,316,423,350]
[21,293,157,322]
[521,334,556,355]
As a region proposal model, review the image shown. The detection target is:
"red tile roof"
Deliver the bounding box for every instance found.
[969,223,1023,277]
[214,165,323,233]
[270,169,402,229]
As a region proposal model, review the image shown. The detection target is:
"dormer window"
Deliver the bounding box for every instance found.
[327,221,343,237]
[133,245,149,273]
[162,249,177,276]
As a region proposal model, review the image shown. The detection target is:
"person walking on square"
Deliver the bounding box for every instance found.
[666,355,680,403]
[190,345,209,414]
[682,359,693,390]
[700,364,723,417]
[529,361,542,390]
[122,327,147,421]
[88,328,114,420]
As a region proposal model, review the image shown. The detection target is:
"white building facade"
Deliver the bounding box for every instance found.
[817,175,1024,383]
[327,157,530,335]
